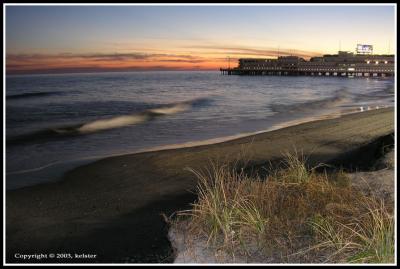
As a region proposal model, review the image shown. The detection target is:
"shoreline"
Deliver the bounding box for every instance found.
[6,106,384,190]
[6,107,395,263]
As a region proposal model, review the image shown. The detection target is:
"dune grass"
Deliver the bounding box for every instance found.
[309,197,394,263]
[174,151,394,263]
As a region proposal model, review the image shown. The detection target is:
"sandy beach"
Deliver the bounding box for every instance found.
[6,107,394,263]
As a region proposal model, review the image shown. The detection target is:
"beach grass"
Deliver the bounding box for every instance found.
[174,151,394,263]
[309,197,394,263]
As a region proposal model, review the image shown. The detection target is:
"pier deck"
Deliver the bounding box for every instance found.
[220,68,394,77]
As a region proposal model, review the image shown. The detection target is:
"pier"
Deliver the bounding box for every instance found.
[220,68,393,77]
[220,51,394,78]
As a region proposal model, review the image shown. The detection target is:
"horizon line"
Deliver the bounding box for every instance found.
[6,68,221,76]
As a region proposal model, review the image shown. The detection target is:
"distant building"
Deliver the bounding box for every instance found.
[221,49,394,78]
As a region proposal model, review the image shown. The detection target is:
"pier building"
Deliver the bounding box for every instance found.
[220,51,394,77]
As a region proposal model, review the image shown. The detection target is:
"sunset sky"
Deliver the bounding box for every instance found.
[5,4,396,74]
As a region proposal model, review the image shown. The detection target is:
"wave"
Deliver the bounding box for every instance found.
[76,98,208,134]
[270,88,351,114]
[7,97,212,145]
[6,91,67,100]
[353,85,394,101]
[76,113,150,134]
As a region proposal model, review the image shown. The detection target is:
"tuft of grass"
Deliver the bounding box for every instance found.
[174,151,394,263]
[309,197,394,263]
[181,163,269,251]
[278,150,312,183]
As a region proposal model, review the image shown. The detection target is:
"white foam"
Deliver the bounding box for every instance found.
[148,103,191,115]
[77,102,193,134]
[78,114,149,133]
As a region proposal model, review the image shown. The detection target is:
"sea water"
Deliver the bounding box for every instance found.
[6,71,394,189]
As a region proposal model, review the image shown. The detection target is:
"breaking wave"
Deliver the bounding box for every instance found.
[7,97,211,145]
[75,104,190,134]
[270,88,351,114]
[352,84,394,101]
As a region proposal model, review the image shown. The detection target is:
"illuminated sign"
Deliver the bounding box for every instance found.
[356,44,373,54]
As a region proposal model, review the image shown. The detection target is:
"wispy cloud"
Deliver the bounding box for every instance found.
[6,52,216,74]
[7,52,203,62]
[186,45,323,59]
[6,45,323,74]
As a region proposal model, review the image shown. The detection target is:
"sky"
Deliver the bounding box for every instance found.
[5,4,396,74]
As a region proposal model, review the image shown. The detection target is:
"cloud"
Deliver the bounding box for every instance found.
[6,52,215,74]
[6,64,209,75]
[186,45,323,59]
[7,52,204,62]
[157,59,205,63]
[5,45,323,74]
[7,52,146,63]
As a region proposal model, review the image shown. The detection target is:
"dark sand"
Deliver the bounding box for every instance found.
[6,108,394,263]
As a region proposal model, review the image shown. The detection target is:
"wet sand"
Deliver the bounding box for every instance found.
[6,107,394,263]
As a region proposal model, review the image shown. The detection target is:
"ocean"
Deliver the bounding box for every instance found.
[6,71,394,189]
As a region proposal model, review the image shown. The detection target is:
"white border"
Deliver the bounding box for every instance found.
[3,2,397,266]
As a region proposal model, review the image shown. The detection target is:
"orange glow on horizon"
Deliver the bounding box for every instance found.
[6,46,326,74]
[6,55,231,74]
[6,42,392,75]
